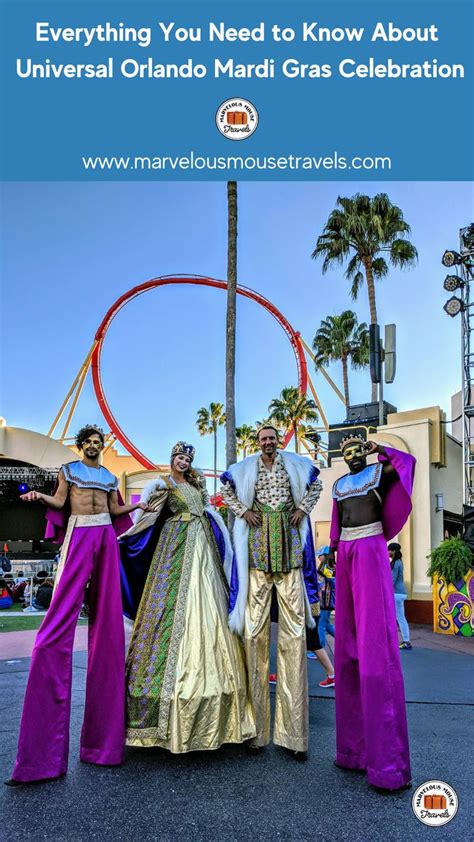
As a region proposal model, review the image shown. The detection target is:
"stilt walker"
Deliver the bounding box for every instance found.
[7,425,148,785]
[330,436,416,792]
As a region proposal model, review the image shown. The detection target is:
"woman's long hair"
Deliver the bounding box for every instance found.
[388,542,402,562]
[183,467,202,489]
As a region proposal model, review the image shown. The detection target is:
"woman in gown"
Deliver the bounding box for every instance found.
[120,442,255,753]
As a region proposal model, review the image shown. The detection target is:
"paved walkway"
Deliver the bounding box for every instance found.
[1,619,471,663]
[0,624,89,660]
[2,654,472,841]
[0,618,134,660]
[1,620,472,839]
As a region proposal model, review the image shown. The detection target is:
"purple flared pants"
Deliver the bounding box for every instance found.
[11,520,125,783]
[335,533,411,789]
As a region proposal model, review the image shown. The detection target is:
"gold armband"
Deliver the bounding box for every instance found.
[311,602,321,618]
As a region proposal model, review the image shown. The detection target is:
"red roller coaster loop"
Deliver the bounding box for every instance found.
[91,275,308,470]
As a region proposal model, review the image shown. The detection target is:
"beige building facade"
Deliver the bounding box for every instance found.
[1,408,462,617]
[311,407,462,617]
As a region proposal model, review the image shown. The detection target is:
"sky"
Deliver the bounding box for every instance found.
[1,180,472,473]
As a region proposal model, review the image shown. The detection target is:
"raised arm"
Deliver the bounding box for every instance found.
[365,442,398,484]
[20,468,69,510]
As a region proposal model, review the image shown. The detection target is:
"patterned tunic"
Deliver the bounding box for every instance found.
[221,453,322,574]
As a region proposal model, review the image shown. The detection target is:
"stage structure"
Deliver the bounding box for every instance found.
[441,226,474,505]
[48,275,346,469]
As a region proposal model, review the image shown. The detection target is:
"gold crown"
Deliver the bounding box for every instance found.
[340,434,366,452]
[170,442,195,462]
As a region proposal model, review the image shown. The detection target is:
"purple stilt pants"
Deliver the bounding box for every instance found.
[12,521,125,782]
[335,533,411,789]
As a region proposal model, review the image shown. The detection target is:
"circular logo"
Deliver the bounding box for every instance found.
[215,98,258,141]
[411,780,458,827]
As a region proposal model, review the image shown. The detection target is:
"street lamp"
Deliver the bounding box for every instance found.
[443,296,464,317]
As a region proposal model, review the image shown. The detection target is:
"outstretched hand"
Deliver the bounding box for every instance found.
[20,490,42,503]
[136,501,154,513]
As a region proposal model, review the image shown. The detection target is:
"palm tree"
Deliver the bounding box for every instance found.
[235,424,259,458]
[297,423,322,456]
[196,403,226,505]
[268,387,319,453]
[226,181,238,470]
[312,311,369,416]
[312,193,417,399]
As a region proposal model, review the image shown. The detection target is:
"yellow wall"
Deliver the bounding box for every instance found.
[310,409,462,601]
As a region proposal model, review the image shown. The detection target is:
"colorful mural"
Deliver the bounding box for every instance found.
[433,571,474,636]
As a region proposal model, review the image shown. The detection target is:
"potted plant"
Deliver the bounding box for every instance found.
[427,537,473,636]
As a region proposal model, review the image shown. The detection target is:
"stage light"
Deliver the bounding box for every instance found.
[443,275,463,292]
[443,296,464,317]
[460,223,474,253]
[441,250,462,268]
[18,483,29,493]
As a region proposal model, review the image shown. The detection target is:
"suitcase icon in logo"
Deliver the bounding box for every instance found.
[227,111,248,126]
[424,795,447,810]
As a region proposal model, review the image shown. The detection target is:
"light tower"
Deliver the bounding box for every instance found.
[441,224,474,505]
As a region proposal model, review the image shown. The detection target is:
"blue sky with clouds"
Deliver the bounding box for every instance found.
[1,180,472,472]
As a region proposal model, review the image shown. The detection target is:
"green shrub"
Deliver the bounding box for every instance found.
[427,537,473,584]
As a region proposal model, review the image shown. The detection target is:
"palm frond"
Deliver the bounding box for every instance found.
[350,272,364,300]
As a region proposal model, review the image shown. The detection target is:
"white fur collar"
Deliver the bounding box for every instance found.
[139,475,168,505]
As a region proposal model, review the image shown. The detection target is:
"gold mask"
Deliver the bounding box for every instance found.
[342,443,366,461]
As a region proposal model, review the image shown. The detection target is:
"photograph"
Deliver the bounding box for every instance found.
[1,1,472,839]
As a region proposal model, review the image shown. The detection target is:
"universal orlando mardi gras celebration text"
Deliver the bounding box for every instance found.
[15,20,465,81]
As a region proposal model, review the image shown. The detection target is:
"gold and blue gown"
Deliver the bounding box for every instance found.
[124,478,255,752]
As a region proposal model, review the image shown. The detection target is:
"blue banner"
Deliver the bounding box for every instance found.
[1,0,473,179]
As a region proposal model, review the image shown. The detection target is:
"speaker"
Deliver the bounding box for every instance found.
[384,323,396,383]
[327,401,398,466]
[346,401,397,422]
[369,324,381,384]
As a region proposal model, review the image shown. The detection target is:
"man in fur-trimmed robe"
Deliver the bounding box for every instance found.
[220,425,322,760]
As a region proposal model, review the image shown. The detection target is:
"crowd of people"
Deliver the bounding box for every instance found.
[0,569,55,611]
[6,422,415,796]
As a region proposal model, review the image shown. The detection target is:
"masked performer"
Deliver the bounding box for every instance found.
[220,425,322,760]
[7,425,145,786]
[121,442,255,753]
[330,435,416,793]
